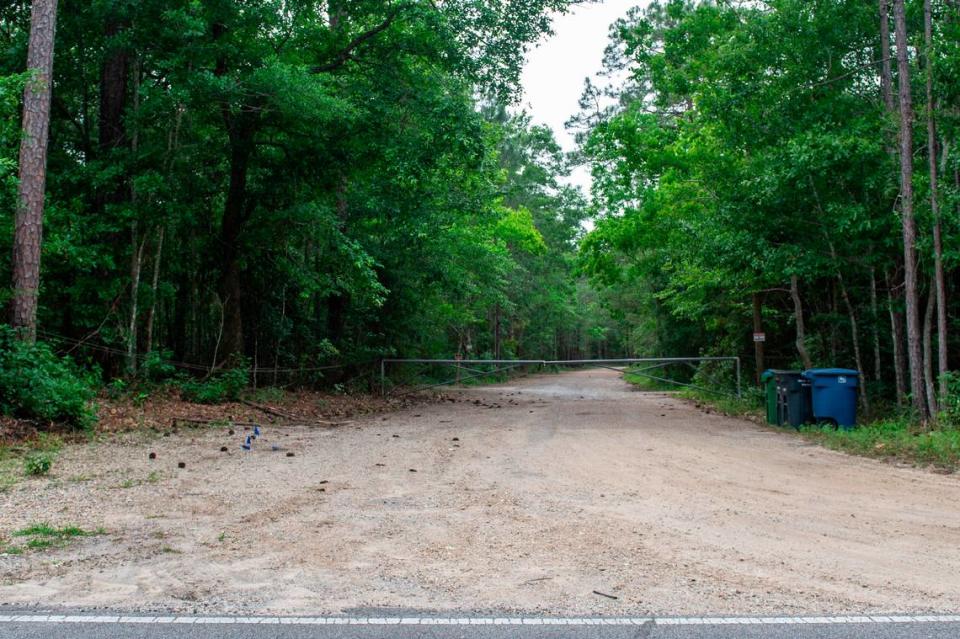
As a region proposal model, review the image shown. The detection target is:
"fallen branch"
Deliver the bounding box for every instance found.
[240,399,299,420]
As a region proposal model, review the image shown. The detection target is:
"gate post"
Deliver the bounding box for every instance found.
[736,357,742,398]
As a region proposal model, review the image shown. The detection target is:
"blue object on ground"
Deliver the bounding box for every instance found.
[803,369,860,429]
[254,426,261,437]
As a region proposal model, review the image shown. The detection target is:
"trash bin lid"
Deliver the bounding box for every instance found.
[762,369,796,382]
[803,368,859,378]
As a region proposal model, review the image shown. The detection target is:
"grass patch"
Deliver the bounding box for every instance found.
[623,372,677,392]
[803,419,960,471]
[676,388,762,418]
[622,370,762,418]
[113,471,163,489]
[0,446,17,492]
[2,523,103,554]
[661,376,959,472]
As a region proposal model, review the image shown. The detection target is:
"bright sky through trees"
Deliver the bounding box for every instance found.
[521,0,639,191]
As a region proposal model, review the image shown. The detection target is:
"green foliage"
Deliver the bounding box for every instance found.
[576,0,960,413]
[0,0,605,385]
[804,420,960,472]
[23,452,53,477]
[142,351,177,383]
[0,326,97,430]
[178,366,249,404]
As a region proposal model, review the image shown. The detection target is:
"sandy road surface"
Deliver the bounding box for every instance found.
[0,369,958,615]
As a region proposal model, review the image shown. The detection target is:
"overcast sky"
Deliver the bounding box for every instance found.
[520,0,641,192]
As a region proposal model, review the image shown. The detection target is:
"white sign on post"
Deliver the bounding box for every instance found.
[753,333,766,343]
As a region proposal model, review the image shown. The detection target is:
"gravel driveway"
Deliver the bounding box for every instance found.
[1,369,958,615]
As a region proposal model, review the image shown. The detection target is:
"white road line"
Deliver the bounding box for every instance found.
[0,614,957,626]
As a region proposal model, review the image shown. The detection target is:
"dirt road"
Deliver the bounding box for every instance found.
[1,369,958,615]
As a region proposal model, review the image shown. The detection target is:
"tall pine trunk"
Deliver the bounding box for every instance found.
[11,0,59,342]
[880,1,907,406]
[893,0,930,421]
[924,0,948,398]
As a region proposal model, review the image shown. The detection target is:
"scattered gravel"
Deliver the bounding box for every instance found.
[0,369,958,616]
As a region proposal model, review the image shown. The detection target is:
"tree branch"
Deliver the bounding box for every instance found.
[310,4,410,74]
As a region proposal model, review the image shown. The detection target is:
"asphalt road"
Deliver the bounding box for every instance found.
[2,614,960,639]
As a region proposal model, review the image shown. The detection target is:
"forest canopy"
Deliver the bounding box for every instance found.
[0,0,616,394]
[576,0,960,421]
[2,0,959,429]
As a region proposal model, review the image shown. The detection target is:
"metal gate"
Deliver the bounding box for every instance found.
[380,357,741,398]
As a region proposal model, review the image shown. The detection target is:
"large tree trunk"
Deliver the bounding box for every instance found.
[218,128,254,361]
[98,18,129,156]
[880,2,906,406]
[893,0,929,421]
[924,0,948,398]
[11,0,59,342]
[790,276,813,370]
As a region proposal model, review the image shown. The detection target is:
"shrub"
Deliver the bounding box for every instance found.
[142,350,177,382]
[23,452,53,476]
[0,326,97,430]
[179,364,249,404]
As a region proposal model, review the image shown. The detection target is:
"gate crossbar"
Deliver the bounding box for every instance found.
[381,357,742,398]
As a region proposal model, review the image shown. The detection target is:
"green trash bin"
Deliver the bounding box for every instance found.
[761,370,780,425]
[762,370,802,426]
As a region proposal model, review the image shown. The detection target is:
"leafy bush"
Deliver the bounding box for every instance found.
[142,350,177,382]
[0,326,97,430]
[23,452,53,477]
[178,365,249,404]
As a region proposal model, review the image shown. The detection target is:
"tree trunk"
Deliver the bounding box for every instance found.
[880,0,896,113]
[125,56,141,375]
[870,267,883,383]
[924,0,948,398]
[144,226,164,353]
[790,276,813,370]
[752,293,765,385]
[893,0,929,421]
[887,269,908,405]
[11,0,59,342]
[494,303,502,360]
[98,17,129,156]
[126,230,145,374]
[218,131,253,360]
[923,279,938,419]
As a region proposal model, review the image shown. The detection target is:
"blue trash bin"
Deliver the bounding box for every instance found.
[803,369,859,429]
